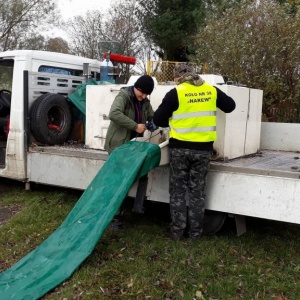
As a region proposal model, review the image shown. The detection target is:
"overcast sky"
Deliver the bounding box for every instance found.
[46,0,112,40]
[57,0,112,21]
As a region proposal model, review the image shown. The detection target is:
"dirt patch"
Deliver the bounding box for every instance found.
[0,178,24,226]
[0,184,12,193]
[0,205,22,226]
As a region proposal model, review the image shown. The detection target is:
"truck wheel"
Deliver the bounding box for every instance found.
[203,210,227,235]
[30,94,72,145]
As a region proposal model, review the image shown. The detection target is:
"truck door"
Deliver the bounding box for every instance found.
[0,59,13,170]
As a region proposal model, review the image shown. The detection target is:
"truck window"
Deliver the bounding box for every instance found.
[0,59,14,91]
[39,66,100,81]
[38,66,83,76]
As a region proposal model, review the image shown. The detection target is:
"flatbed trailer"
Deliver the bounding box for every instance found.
[206,122,300,234]
[26,121,300,235]
[1,49,300,235]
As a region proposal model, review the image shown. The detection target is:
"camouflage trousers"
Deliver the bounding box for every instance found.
[169,148,211,237]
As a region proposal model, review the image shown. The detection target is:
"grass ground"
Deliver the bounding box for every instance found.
[0,178,299,300]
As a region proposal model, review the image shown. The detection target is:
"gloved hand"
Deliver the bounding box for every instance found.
[145,120,158,132]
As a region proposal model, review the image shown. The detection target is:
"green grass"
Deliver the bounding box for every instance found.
[1,178,300,299]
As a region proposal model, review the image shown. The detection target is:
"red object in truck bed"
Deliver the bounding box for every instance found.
[103,53,136,65]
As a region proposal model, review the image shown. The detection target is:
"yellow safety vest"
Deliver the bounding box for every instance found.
[169,82,217,142]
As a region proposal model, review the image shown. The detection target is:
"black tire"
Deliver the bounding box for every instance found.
[30,94,73,145]
[203,210,227,235]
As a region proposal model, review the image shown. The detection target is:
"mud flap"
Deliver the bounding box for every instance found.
[132,175,148,213]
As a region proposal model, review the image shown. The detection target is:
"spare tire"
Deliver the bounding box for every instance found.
[30,94,73,145]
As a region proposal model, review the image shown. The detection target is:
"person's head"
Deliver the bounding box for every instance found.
[134,75,154,101]
[173,63,194,82]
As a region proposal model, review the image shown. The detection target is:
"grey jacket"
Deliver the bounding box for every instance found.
[104,86,154,154]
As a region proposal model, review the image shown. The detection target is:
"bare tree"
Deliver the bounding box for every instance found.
[45,38,70,54]
[0,0,60,51]
[103,0,149,78]
[66,10,105,59]
[17,33,45,50]
[66,0,149,79]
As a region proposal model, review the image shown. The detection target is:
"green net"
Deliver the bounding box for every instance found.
[0,141,161,299]
[67,79,98,115]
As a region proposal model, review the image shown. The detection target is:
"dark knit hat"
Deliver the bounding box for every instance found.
[134,75,154,95]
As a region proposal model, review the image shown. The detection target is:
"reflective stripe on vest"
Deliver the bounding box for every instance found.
[169,82,217,142]
[175,126,216,133]
[170,111,216,119]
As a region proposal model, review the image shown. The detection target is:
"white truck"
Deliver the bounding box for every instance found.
[0,49,299,235]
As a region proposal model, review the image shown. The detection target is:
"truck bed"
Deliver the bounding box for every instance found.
[30,145,300,180]
[27,145,109,190]
[210,150,300,179]
[29,144,109,161]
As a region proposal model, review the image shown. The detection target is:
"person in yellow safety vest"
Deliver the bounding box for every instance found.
[153,63,236,241]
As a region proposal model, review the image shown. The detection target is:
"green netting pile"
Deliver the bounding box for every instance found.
[67,79,98,115]
[0,141,161,299]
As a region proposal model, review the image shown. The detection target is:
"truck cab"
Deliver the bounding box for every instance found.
[0,50,101,180]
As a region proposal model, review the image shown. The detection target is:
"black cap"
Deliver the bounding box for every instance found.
[134,75,154,95]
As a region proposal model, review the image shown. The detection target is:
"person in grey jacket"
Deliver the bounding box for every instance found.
[104,75,155,154]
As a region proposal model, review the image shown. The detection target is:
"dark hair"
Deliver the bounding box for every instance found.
[174,63,193,77]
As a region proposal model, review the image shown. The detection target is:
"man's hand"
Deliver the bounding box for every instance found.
[136,123,146,134]
[145,120,158,132]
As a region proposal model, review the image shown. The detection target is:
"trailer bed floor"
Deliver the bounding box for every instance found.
[29,144,109,160]
[211,150,300,179]
[29,146,300,179]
